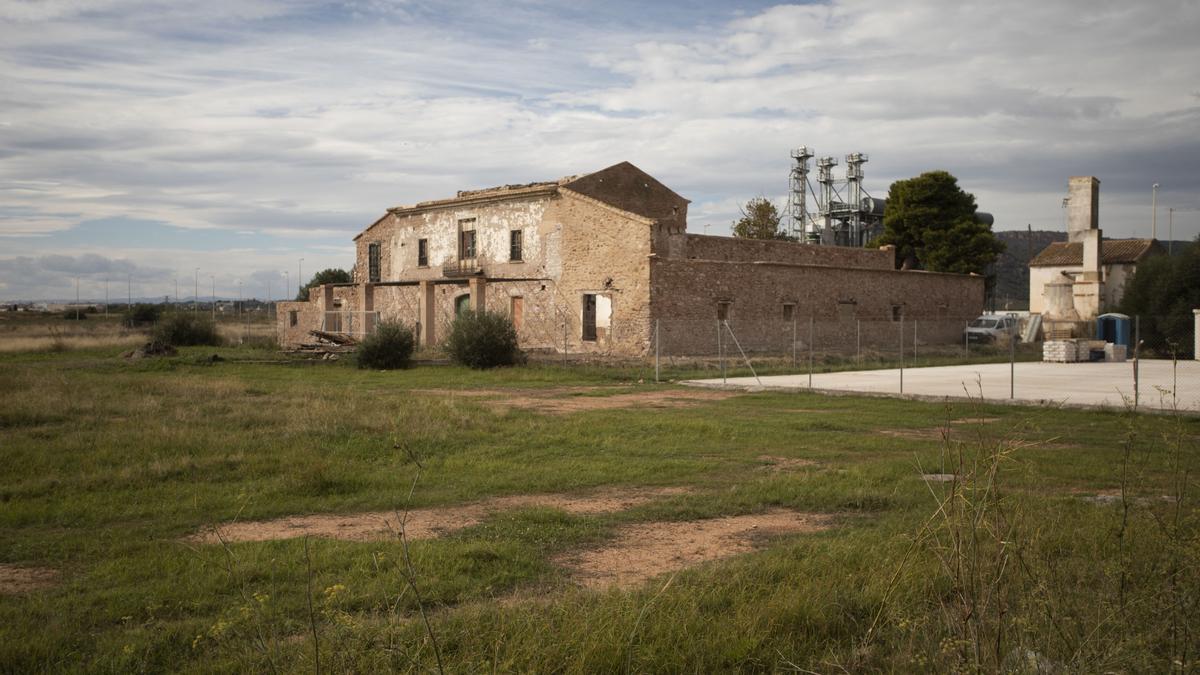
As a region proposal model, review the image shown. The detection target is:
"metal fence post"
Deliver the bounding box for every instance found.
[1134,315,1140,410]
[792,317,797,369]
[719,320,725,384]
[899,315,904,394]
[1010,323,1016,399]
[808,315,814,389]
[856,319,861,365]
[913,319,918,362]
[654,319,660,383]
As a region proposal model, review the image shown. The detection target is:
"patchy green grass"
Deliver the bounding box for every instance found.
[0,346,1196,673]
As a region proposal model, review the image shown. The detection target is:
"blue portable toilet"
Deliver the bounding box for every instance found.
[1096,313,1131,347]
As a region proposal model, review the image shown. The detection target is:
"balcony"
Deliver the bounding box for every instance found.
[443,260,483,278]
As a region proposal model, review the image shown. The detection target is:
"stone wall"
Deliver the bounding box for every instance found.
[650,258,983,354]
[678,234,895,270]
[548,190,655,357]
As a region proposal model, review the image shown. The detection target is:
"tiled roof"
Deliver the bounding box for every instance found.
[1028,238,1162,267]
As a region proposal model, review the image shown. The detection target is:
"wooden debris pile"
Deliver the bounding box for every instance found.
[291,330,358,359]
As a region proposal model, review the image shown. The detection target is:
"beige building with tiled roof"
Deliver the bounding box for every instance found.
[1029,176,1163,323]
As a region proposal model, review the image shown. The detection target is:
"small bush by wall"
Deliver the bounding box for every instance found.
[445,310,521,369]
[356,321,415,370]
[123,303,162,327]
[152,314,221,347]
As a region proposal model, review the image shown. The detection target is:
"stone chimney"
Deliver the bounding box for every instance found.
[1066,176,1100,244]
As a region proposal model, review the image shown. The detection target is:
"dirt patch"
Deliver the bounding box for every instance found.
[189,486,689,544]
[921,473,958,482]
[557,510,835,589]
[419,386,737,414]
[879,427,951,441]
[950,417,1000,425]
[756,455,818,472]
[0,564,59,594]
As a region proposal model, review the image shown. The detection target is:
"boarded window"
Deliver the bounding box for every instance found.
[510,230,523,261]
[782,303,795,322]
[368,243,381,282]
[417,239,428,267]
[510,296,524,331]
[717,302,730,321]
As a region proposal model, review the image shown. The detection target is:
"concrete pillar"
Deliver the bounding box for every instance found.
[362,283,375,334]
[1194,309,1200,360]
[418,281,435,347]
[468,277,487,313]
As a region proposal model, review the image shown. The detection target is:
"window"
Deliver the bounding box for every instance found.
[582,294,597,341]
[717,301,730,322]
[367,243,381,282]
[782,303,795,322]
[455,294,471,317]
[510,229,523,262]
[458,218,476,259]
[891,305,903,321]
[288,310,298,327]
[417,239,428,267]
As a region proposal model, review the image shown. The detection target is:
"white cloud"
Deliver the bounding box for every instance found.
[0,0,1198,300]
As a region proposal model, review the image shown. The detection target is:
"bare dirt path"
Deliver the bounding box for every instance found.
[555,510,836,589]
[188,486,690,544]
[0,564,59,594]
[419,386,737,414]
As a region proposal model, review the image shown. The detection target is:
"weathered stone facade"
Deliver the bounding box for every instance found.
[279,161,984,356]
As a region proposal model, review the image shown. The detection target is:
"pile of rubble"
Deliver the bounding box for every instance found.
[290,330,357,359]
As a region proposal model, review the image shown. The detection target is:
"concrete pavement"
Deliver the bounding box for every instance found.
[683,359,1200,412]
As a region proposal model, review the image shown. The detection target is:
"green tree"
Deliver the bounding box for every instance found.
[878,170,1004,273]
[296,268,351,300]
[732,197,793,241]
[1118,239,1200,357]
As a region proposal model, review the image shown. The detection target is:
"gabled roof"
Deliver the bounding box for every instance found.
[354,162,688,241]
[1029,238,1163,267]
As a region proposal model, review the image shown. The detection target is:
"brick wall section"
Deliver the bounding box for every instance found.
[650,258,983,354]
[678,234,895,269]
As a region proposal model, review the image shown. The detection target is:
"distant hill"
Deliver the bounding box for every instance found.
[991,229,1066,311]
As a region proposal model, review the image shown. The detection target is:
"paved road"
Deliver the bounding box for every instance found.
[683,359,1200,412]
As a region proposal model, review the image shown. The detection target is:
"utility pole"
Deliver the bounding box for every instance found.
[1152,183,1159,239]
[175,277,179,308]
[127,274,131,308]
[194,268,199,314]
[267,279,272,320]
[104,278,109,317]
[211,275,216,322]
[75,277,80,320]
[298,258,304,300]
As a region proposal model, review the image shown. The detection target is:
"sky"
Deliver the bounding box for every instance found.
[1,0,1198,302]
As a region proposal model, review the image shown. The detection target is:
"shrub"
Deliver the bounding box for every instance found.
[445,309,520,369]
[123,303,162,327]
[356,321,415,370]
[152,313,221,347]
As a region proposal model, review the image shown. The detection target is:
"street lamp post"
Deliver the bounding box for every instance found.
[285,271,290,303]
[127,274,131,308]
[1152,183,1160,239]
[298,258,304,300]
[75,277,80,320]
[194,268,199,315]
[211,275,216,322]
[104,278,109,317]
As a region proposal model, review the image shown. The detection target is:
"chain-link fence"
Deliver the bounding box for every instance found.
[648,315,1200,413]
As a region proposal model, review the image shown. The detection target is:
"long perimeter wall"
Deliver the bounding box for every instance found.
[650,258,983,355]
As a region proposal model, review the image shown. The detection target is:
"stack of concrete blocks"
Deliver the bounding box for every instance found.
[1044,340,1079,362]
[1043,339,1111,363]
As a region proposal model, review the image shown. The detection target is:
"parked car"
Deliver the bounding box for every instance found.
[964,314,1020,344]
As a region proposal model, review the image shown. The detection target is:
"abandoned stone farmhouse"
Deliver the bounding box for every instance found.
[278,161,984,356]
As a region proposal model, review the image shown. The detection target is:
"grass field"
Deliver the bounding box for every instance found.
[0,332,1197,672]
